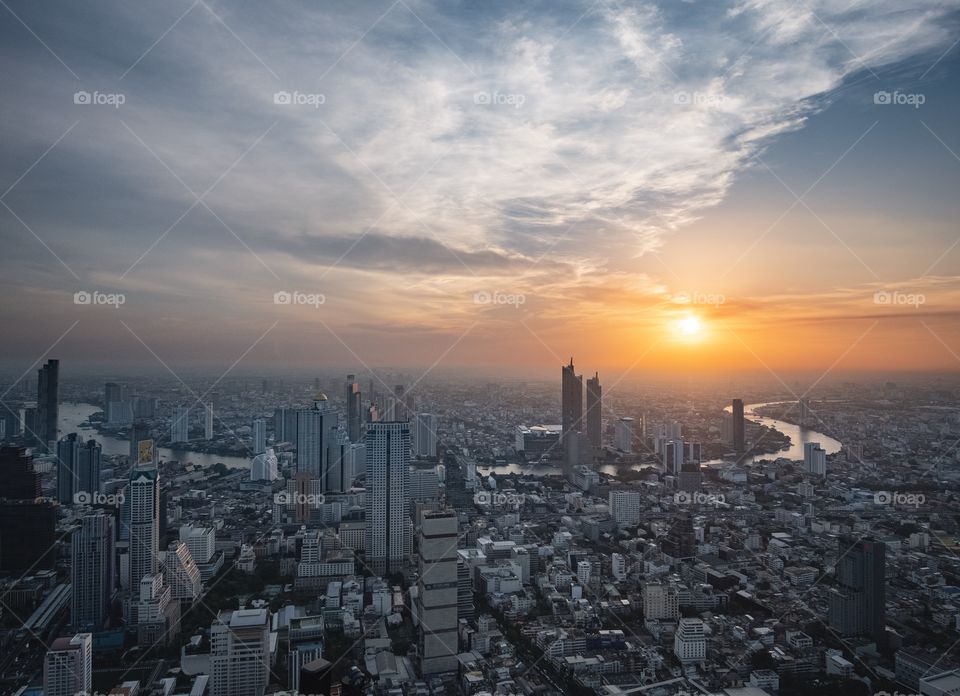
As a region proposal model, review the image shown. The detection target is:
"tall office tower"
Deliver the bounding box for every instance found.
[829,536,886,644]
[392,385,409,421]
[347,442,366,482]
[326,429,351,493]
[204,404,214,441]
[43,633,92,696]
[210,608,271,696]
[799,397,811,423]
[674,618,706,664]
[273,407,294,444]
[71,513,115,630]
[457,556,474,621]
[164,540,202,601]
[36,358,59,451]
[609,490,641,527]
[615,417,634,453]
[104,382,123,422]
[732,398,745,453]
[414,413,439,458]
[803,441,827,476]
[662,438,684,475]
[128,466,160,611]
[678,461,702,493]
[179,525,215,565]
[78,438,101,498]
[56,433,80,504]
[576,560,592,586]
[171,405,190,443]
[0,446,41,499]
[296,394,337,480]
[416,510,459,675]
[365,422,411,575]
[685,441,702,464]
[561,358,583,451]
[0,500,58,573]
[585,372,602,449]
[252,418,266,454]
[345,375,362,442]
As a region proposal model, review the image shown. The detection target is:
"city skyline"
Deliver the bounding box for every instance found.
[0,1,959,373]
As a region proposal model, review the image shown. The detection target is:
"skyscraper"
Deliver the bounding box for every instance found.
[365,421,411,575]
[345,375,362,443]
[296,394,338,483]
[128,466,160,616]
[171,405,190,443]
[129,422,154,466]
[585,372,602,450]
[615,417,634,453]
[252,418,266,455]
[56,433,80,504]
[36,358,59,451]
[210,609,271,696]
[414,413,439,458]
[78,438,101,499]
[416,509,459,675]
[561,358,583,451]
[164,540,202,602]
[204,404,214,441]
[71,513,115,630]
[829,536,886,644]
[43,633,92,696]
[732,398,745,453]
[0,446,41,499]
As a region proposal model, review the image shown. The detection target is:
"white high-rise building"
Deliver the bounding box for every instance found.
[164,540,202,601]
[416,510,459,675]
[71,513,115,630]
[179,525,215,564]
[804,441,827,476]
[250,447,279,482]
[204,404,214,441]
[611,552,627,580]
[577,560,592,586]
[43,633,92,696]
[615,417,634,453]
[171,405,190,443]
[644,582,680,620]
[210,608,271,696]
[414,413,439,458]
[128,466,160,613]
[252,418,266,455]
[674,617,706,664]
[365,422,411,575]
[609,490,641,527]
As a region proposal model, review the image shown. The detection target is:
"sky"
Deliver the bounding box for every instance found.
[1,0,960,379]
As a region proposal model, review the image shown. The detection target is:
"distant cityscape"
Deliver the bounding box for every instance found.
[0,359,958,696]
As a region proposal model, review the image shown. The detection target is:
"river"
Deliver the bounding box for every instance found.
[58,402,251,470]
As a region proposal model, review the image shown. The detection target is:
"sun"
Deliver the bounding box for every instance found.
[673,314,703,341]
